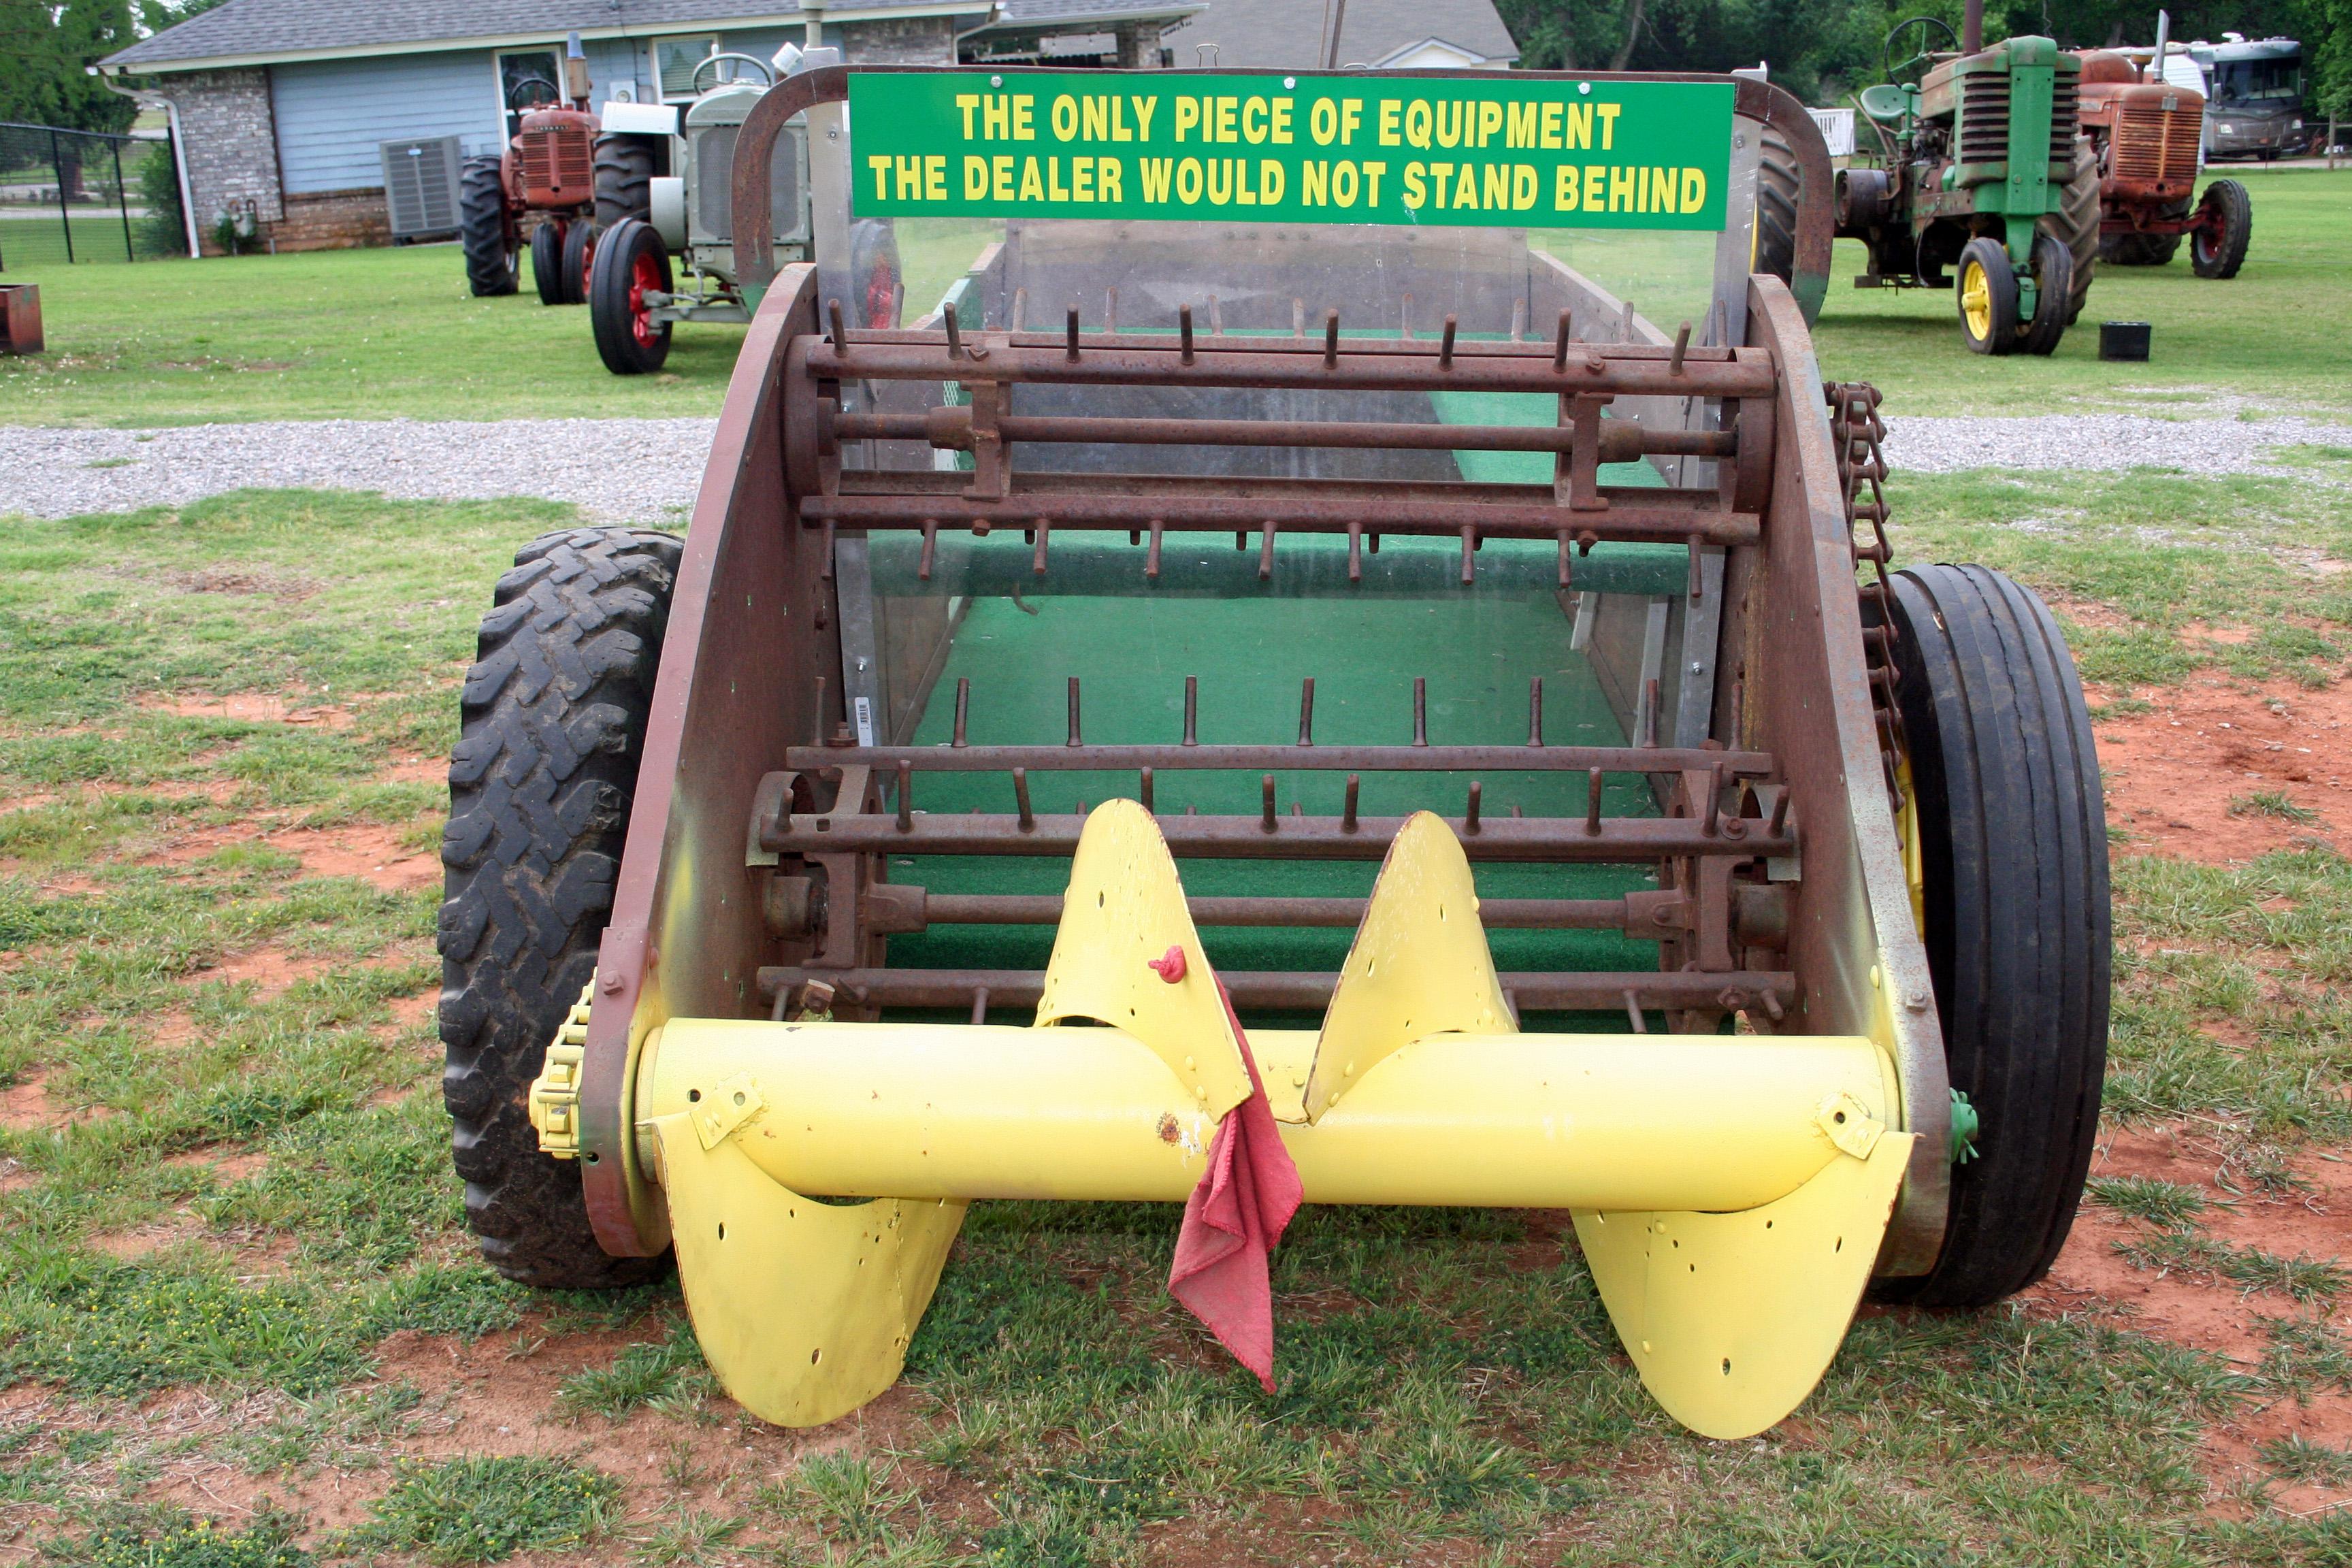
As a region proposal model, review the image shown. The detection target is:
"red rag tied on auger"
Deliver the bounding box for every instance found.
[1149,945,1305,1394]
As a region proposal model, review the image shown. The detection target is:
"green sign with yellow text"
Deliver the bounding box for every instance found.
[848,72,1733,231]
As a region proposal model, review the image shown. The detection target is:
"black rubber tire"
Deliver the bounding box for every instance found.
[2100,230,2184,265]
[2018,230,2073,357]
[1876,565,2110,1309]
[849,217,903,329]
[1956,235,2018,356]
[2191,178,2251,279]
[589,216,674,376]
[1753,123,1810,322]
[440,526,684,1289]
[459,155,516,298]
[593,135,656,230]
[529,219,566,306]
[2100,199,2186,267]
[2040,137,2100,326]
[561,219,597,306]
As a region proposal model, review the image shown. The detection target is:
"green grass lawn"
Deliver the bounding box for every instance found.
[0,459,2344,1565]
[3,167,2344,427]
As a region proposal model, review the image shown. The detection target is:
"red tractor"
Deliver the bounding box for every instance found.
[459,40,604,304]
[2074,47,2251,277]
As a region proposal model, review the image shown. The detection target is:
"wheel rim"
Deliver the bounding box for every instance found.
[1959,261,1993,338]
[627,251,662,348]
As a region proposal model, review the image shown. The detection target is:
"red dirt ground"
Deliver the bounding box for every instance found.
[2025,1124,2352,1516]
[2093,675,2351,862]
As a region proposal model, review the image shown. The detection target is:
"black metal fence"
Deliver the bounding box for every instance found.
[0,121,188,269]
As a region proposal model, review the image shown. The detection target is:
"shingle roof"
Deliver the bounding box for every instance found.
[1164,0,1518,70]
[103,0,968,71]
[990,0,1202,21]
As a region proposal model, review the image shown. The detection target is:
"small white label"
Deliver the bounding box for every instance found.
[852,696,876,747]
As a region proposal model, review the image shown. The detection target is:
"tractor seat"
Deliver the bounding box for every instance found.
[1859,83,1910,124]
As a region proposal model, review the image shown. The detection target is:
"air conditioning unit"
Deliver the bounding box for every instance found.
[379,135,465,240]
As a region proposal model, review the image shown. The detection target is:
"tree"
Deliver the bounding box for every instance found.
[0,0,142,133]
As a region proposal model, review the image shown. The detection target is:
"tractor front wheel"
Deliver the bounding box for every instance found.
[2191,179,2252,279]
[1874,564,2110,1309]
[1955,237,2018,355]
[529,219,567,306]
[440,526,684,1289]
[2017,230,2074,357]
[589,216,674,376]
[561,220,597,306]
[459,155,516,297]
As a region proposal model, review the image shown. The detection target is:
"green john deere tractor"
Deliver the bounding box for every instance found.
[1833,2,2100,355]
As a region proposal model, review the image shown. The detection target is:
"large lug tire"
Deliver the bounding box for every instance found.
[850,217,904,328]
[2191,178,2252,279]
[1956,236,2019,356]
[459,155,516,298]
[589,216,674,376]
[593,135,656,230]
[1752,124,1812,322]
[561,219,597,306]
[1875,565,2110,1309]
[440,526,684,1289]
[2040,137,2101,325]
[529,219,567,306]
[2017,230,2074,357]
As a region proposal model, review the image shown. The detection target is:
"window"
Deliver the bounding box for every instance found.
[655,35,719,101]
[2212,58,2301,103]
[497,49,562,142]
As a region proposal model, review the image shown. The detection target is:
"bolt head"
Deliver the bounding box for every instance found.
[600,973,624,994]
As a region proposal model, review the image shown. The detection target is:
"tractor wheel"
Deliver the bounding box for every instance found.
[589,216,674,376]
[2101,200,2186,266]
[593,135,656,229]
[440,525,685,1289]
[2018,231,2074,357]
[1873,564,2109,1309]
[2040,137,2100,326]
[1955,236,2018,355]
[459,155,516,297]
[1752,123,1813,323]
[530,219,567,306]
[2191,178,2252,279]
[561,220,597,306]
[850,217,904,328]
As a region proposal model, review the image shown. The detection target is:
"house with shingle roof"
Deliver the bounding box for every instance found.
[101,0,1203,253]
[101,0,1520,257]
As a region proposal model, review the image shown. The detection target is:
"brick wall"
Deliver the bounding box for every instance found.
[159,68,282,254]
[272,188,393,251]
[837,16,958,64]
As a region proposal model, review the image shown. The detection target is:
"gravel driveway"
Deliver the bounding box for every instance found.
[0,411,2340,523]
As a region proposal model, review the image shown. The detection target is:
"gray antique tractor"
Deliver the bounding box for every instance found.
[588,49,901,374]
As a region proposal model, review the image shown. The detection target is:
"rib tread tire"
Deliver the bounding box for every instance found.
[459,155,515,298]
[2192,178,2252,278]
[440,525,683,1288]
[1880,564,2110,1308]
[529,220,566,306]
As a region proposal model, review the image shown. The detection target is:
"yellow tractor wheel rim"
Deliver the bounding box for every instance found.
[1959,261,1993,340]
